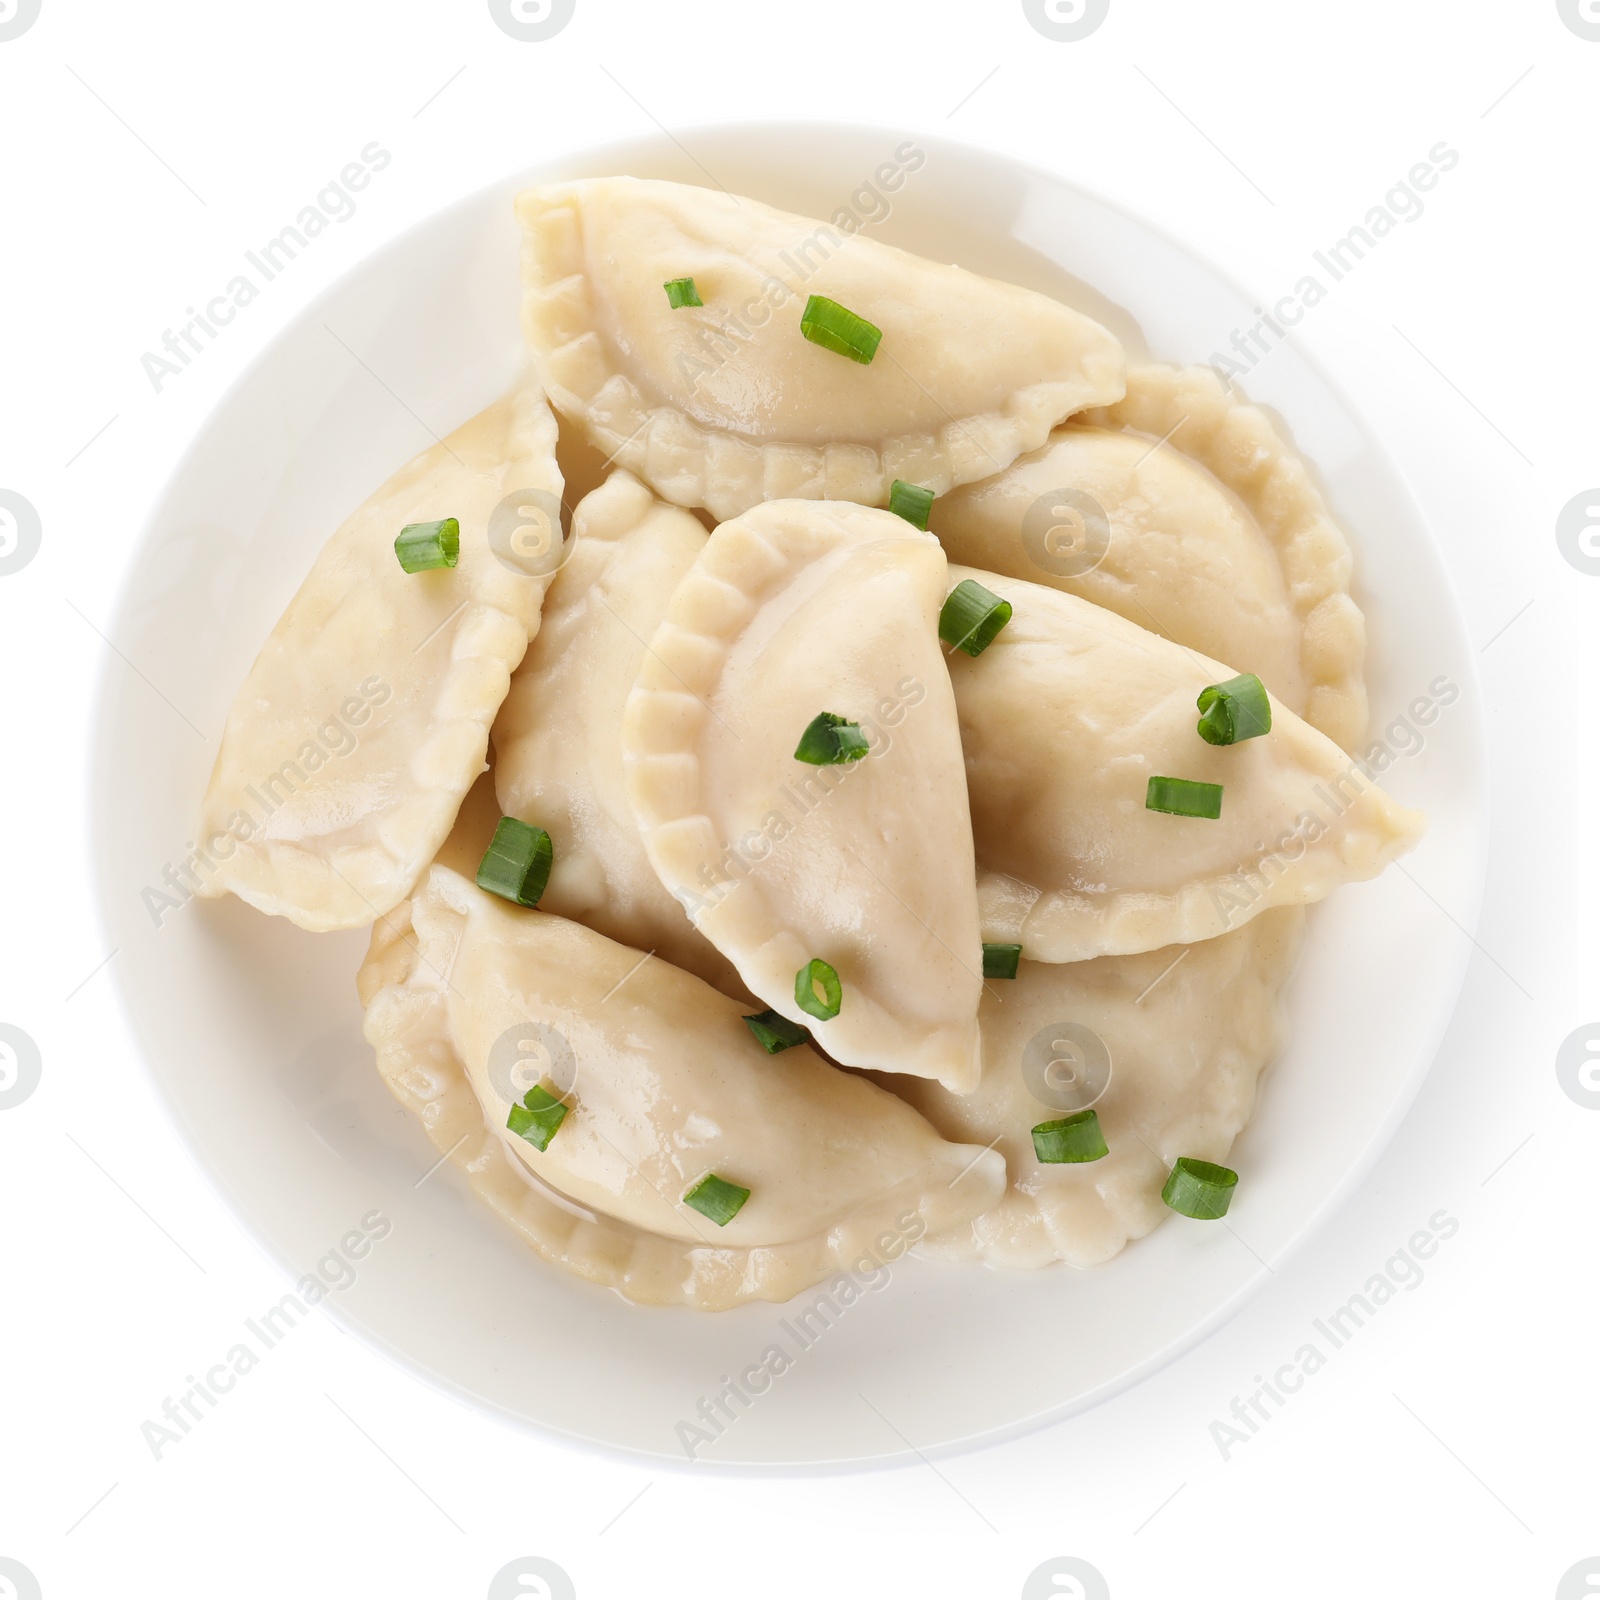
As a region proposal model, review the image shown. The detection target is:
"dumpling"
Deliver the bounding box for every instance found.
[930,365,1368,752]
[492,469,745,997]
[622,499,984,1092]
[358,864,1006,1310]
[196,382,564,932]
[949,567,1424,961]
[895,910,1304,1269]
[1088,365,1366,749]
[517,176,1126,522]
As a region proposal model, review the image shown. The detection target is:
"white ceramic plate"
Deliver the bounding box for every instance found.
[91,123,1487,1471]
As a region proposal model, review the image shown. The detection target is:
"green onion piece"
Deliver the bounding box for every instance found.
[795,958,842,1021]
[1031,1110,1109,1164]
[888,479,936,530]
[939,578,1013,657]
[744,1009,810,1054]
[663,276,702,309]
[682,1171,750,1226]
[475,817,554,906]
[800,294,882,364]
[982,942,1022,980]
[1145,776,1224,819]
[793,711,870,766]
[1197,673,1272,745]
[506,1084,568,1152]
[394,517,460,573]
[1162,1156,1238,1219]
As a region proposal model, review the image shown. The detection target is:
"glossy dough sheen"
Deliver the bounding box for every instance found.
[898,911,1304,1269]
[357,866,1004,1310]
[1079,365,1367,751]
[950,566,1425,961]
[623,499,984,1092]
[492,470,745,997]
[517,177,1127,521]
[197,384,563,931]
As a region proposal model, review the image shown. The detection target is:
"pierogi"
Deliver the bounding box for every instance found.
[358,864,1004,1310]
[517,177,1126,520]
[197,382,563,932]
[198,172,1432,1309]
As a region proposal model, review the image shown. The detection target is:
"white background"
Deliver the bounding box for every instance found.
[1,1,1595,1596]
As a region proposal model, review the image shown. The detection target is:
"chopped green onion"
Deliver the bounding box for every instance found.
[793,711,870,765]
[394,517,460,573]
[506,1084,568,1152]
[682,1171,750,1226]
[476,817,554,906]
[795,958,842,1021]
[800,294,882,364]
[888,479,936,530]
[744,1009,810,1054]
[663,276,703,309]
[1031,1110,1108,1164]
[982,942,1022,980]
[939,578,1012,657]
[1162,1156,1238,1219]
[1145,776,1224,819]
[1197,673,1272,745]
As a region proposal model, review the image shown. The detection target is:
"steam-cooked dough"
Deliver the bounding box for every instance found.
[623,499,983,1092]
[898,911,1304,1269]
[196,382,563,932]
[517,177,1126,521]
[1082,365,1366,750]
[358,865,1005,1310]
[930,426,1304,709]
[492,469,744,996]
[949,567,1424,960]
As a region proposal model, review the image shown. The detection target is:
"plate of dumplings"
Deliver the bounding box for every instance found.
[95,124,1485,1468]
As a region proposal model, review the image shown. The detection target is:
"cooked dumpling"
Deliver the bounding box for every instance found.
[517,177,1126,522]
[896,910,1303,1269]
[492,469,745,996]
[196,383,564,932]
[949,567,1424,960]
[930,426,1307,714]
[623,499,984,1092]
[1080,365,1366,751]
[358,864,1005,1310]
